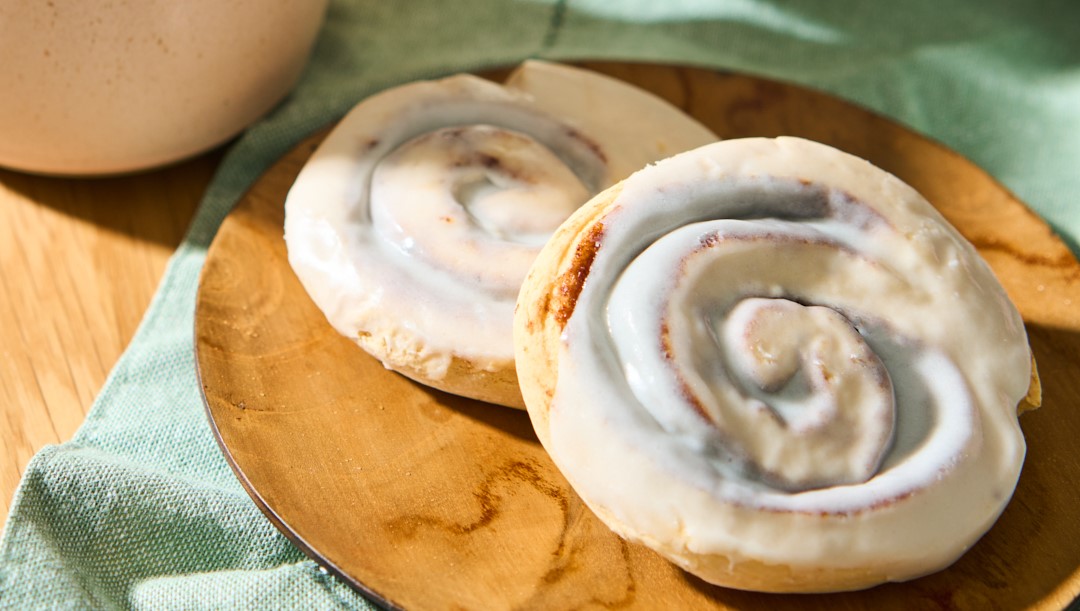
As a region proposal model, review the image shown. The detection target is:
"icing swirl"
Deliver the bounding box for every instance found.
[284,61,716,406]
[516,137,1033,590]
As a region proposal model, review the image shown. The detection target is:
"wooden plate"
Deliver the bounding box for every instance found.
[195,62,1080,610]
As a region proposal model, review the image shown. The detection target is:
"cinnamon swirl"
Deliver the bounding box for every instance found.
[284,61,716,407]
[514,137,1038,592]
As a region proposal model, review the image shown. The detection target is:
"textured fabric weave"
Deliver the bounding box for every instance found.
[2,0,1078,608]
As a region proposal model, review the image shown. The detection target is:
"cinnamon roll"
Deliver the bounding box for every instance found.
[514,137,1038,592]
[284,61,716,407]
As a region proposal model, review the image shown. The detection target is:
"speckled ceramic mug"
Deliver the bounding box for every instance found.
[0,0,329,175]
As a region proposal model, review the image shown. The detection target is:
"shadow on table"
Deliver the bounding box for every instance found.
[0,145,225,250]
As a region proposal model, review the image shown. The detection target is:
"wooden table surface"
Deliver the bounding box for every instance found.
[0,149,223,523]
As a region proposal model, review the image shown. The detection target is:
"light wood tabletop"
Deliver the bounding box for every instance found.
[0,148,223,523]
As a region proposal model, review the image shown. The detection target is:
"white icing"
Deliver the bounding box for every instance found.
[545,137,1029,584]
[284,61,716,390]
[370,125,588,298]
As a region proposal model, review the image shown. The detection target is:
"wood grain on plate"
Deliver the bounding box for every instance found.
[194,62,1080,610]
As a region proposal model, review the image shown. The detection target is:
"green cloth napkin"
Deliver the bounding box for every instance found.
[2,0,1078,608]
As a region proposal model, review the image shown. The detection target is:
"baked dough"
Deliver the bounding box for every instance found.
[514,137,1036,591]
[284,61,716,407]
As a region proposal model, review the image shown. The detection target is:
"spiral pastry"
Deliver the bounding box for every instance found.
[514,137,1037,592]
[283,61,716,407]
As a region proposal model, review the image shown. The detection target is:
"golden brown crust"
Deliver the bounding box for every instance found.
[1019,350,1042,415]
[515,184,623,443]
[365,347,525,409]
[591,504,892,594]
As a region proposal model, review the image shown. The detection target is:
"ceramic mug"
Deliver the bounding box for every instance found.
[0,0,330,175]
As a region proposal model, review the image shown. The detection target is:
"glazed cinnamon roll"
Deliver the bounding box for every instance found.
[284,61,716,407]
[514,137,1038,592]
